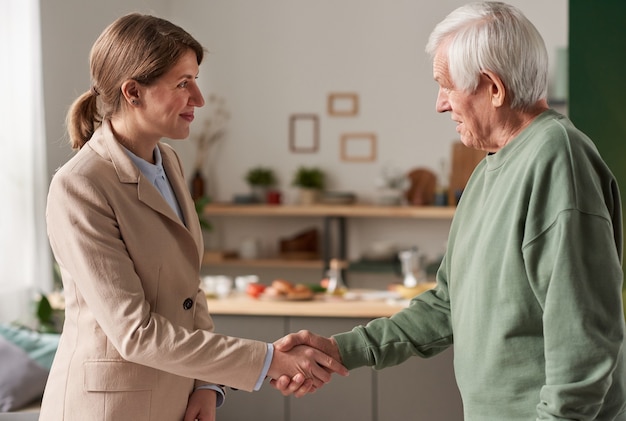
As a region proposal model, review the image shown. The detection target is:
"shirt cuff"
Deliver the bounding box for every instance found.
[254,343,274,391]
[195,384,226,408]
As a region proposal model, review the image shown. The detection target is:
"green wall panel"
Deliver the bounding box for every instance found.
[569,1,626,303]
[569,1,626,213]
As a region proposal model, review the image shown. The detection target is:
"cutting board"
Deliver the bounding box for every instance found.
[448,142,486,205]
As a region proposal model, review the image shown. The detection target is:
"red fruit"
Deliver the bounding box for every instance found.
[246,283,266,298]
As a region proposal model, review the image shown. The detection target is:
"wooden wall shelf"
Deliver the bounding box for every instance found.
[203,203,455,219]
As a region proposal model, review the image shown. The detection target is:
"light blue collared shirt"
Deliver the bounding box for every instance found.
[124,146,184,222]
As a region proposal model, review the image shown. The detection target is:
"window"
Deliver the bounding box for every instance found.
[0,0,51,323]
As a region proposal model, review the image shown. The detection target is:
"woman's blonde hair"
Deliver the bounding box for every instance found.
[67,13,205,149]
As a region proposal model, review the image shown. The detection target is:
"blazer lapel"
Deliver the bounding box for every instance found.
[160,143,204,261]
[89,120,192,230]
[87,119,203,270]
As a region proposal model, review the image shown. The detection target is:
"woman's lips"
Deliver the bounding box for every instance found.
[181,112,194,122]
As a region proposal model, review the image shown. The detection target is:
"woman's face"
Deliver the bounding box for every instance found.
[432,47,497,152]
[138,49,205,141]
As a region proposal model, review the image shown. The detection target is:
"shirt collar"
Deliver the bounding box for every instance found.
[122,145,164,183]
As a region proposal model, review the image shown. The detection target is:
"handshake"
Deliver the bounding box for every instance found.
[267,330,348,397]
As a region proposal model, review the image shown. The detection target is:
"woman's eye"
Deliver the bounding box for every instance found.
[178,81,188,88]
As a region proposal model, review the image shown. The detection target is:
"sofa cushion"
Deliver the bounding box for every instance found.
[0,337,48,412]
[0,324,59,371]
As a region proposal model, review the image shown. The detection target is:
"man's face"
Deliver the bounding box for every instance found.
[432,48,497,152]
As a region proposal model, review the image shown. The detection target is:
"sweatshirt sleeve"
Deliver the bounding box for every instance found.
[523,210,625,420]
[334,258,454,370]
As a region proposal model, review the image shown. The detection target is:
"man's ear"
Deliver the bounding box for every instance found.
[482,71,506,107]
[121,79,142,106]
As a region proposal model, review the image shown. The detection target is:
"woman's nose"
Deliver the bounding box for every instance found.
[190,84,205,107]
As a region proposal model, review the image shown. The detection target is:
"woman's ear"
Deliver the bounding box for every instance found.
[121,79,141,106]
[482,71,506,107]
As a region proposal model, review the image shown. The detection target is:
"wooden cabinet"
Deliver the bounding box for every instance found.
[211,315,286,421]
[211,314,463,421]
[377,350,462,421]
[286,317,374,421]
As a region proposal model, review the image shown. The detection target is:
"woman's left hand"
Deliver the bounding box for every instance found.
[184,388,217,421]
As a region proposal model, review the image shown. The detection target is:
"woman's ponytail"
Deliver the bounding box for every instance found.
[66,89,101,150]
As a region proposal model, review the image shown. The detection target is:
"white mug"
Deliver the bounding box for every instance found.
[214,276,233,299]
[235,275,260,293]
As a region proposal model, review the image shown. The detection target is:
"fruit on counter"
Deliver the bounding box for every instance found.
[392,281,437,299]
[260,279,315,300]
[246,283,267,298]
[287,284,315,300]
[271,279,293,294]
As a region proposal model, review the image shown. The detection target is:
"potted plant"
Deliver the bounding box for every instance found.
[292,166,325,204]
[245,166,276,202]
[194,196,213,231]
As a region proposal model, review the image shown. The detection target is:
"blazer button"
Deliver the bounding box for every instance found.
[183,298,194,310]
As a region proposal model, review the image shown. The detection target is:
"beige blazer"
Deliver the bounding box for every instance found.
[41,121,267,421]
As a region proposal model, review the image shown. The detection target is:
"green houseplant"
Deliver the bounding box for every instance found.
[194,196,212,231]
[245,166,276,203]
[292,166,325,204]
[245,167,276,187]
[292,167,324,189]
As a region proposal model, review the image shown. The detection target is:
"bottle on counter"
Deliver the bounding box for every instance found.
[326,258,347,297]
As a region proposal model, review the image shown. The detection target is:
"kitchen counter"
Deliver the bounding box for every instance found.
[206,292,408,318]
[48,290,411,318]
[210,290,463,421]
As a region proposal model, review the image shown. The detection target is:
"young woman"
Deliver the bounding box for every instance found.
[43,13,345,421]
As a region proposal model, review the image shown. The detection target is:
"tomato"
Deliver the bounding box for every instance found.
[246,283,267,298]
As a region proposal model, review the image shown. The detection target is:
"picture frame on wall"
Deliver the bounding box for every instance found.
[289,114,319,153]
[327,92,359,117]
[340,132,377,162]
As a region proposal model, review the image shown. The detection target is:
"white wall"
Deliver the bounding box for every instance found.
[40,1,568,284]
[40,0,170,181]
[168,0,568,203]
[43,0,568,201]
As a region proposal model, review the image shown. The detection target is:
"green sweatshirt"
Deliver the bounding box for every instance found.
[334,110,626,420]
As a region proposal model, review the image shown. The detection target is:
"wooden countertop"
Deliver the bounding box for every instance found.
[48,291,408,319]
[207,293,408,318]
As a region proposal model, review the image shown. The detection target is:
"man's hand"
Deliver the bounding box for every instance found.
[269,330,346,397]
[267,337,348,398]
[184,388,216,421]
[274,330,342,362]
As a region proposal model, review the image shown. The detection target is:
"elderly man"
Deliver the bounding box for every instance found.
[275,2,626,420]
